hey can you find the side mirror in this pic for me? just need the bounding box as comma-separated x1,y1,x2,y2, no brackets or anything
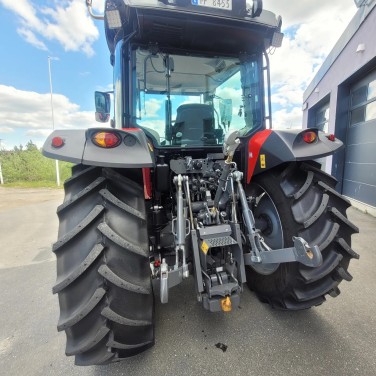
95,91,111,123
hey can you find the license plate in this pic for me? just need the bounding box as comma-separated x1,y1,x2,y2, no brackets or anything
191,0,233,11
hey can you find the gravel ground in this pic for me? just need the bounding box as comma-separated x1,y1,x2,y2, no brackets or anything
0,188,375,376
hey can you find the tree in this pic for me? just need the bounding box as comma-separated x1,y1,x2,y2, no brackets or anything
0,144,72,183
26,140,38,151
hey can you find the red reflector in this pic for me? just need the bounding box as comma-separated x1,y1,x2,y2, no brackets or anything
303,131,317,144
92,132,121,148
154,260,161,268
328,134,336,142
51,136,64,148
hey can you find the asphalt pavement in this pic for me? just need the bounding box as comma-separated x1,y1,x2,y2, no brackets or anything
0,188,375,376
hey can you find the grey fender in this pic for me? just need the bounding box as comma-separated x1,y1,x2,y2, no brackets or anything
42,128,154,168
246,129,343,183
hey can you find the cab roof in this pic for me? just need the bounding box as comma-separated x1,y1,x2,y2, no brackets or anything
104,0,282,56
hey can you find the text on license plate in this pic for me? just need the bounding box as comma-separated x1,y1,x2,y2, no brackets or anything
191,0,233,11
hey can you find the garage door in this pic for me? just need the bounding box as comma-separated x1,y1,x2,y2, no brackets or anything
343,70,376,207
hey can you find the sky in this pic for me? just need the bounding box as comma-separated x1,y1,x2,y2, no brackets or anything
0,0,359,149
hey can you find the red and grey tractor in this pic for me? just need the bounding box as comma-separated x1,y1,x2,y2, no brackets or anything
43,0,359,366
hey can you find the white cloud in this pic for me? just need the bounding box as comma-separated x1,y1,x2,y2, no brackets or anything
17,28,48,51
0,0,43,29
0,85,100,143
142,98,163,118
0,0,99,56
26,129,53,138
264,0,356,28
92,0,105,13
272,107,303,130
0,127,14,134
139,120,165,140
271,84,304,107
42,1,99,56
175,96,202,110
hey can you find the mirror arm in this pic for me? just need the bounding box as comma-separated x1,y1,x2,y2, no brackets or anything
85,0,105,20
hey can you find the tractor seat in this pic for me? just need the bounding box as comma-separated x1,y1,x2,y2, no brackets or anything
173,103,215,144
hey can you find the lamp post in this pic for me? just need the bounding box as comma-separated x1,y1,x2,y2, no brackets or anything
48,56,60,187
0,138,4,184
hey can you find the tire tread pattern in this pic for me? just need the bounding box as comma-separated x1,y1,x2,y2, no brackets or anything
53,166,154,365
53,244,104,294
53,205,104,253
246,161,358,310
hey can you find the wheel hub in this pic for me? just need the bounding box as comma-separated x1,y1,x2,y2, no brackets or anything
250,187,284,275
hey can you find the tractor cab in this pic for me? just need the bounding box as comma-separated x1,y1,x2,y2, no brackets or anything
94,0,283,148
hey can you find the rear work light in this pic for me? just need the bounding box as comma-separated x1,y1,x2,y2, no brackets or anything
92,132,121,148
51,136,64,148
303,131,317,144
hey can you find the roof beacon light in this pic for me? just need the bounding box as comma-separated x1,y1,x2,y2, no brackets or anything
303,131,317,144
92,132,121,148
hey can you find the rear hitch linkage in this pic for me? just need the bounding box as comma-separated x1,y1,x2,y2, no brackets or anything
160,174,191,304
233,170,322,268
160,131,322,309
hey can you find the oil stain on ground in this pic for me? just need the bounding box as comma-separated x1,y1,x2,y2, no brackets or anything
215,343,228,352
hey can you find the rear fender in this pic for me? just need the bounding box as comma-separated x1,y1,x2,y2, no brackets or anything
42,128,154,168
246,129,343,183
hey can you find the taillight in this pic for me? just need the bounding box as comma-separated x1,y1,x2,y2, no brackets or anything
303,131,317,144
92,132,121,148
51,136,64,148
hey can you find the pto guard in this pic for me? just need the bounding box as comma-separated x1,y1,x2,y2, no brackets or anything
247,129,343,183
42,128,154,168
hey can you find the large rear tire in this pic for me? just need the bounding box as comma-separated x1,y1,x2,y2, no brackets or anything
246,161,359,310
53,165,154,365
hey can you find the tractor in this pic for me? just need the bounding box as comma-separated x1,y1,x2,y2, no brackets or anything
43,0,359,366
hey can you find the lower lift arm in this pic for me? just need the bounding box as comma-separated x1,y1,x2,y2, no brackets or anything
233,170,322,268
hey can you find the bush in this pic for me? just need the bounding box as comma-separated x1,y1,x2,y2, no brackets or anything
0,141,72,184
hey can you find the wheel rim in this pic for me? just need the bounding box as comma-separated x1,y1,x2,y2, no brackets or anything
248,184,284,275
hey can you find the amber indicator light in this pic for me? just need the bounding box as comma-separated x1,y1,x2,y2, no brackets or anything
92,132,121,148
303,131,317,144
